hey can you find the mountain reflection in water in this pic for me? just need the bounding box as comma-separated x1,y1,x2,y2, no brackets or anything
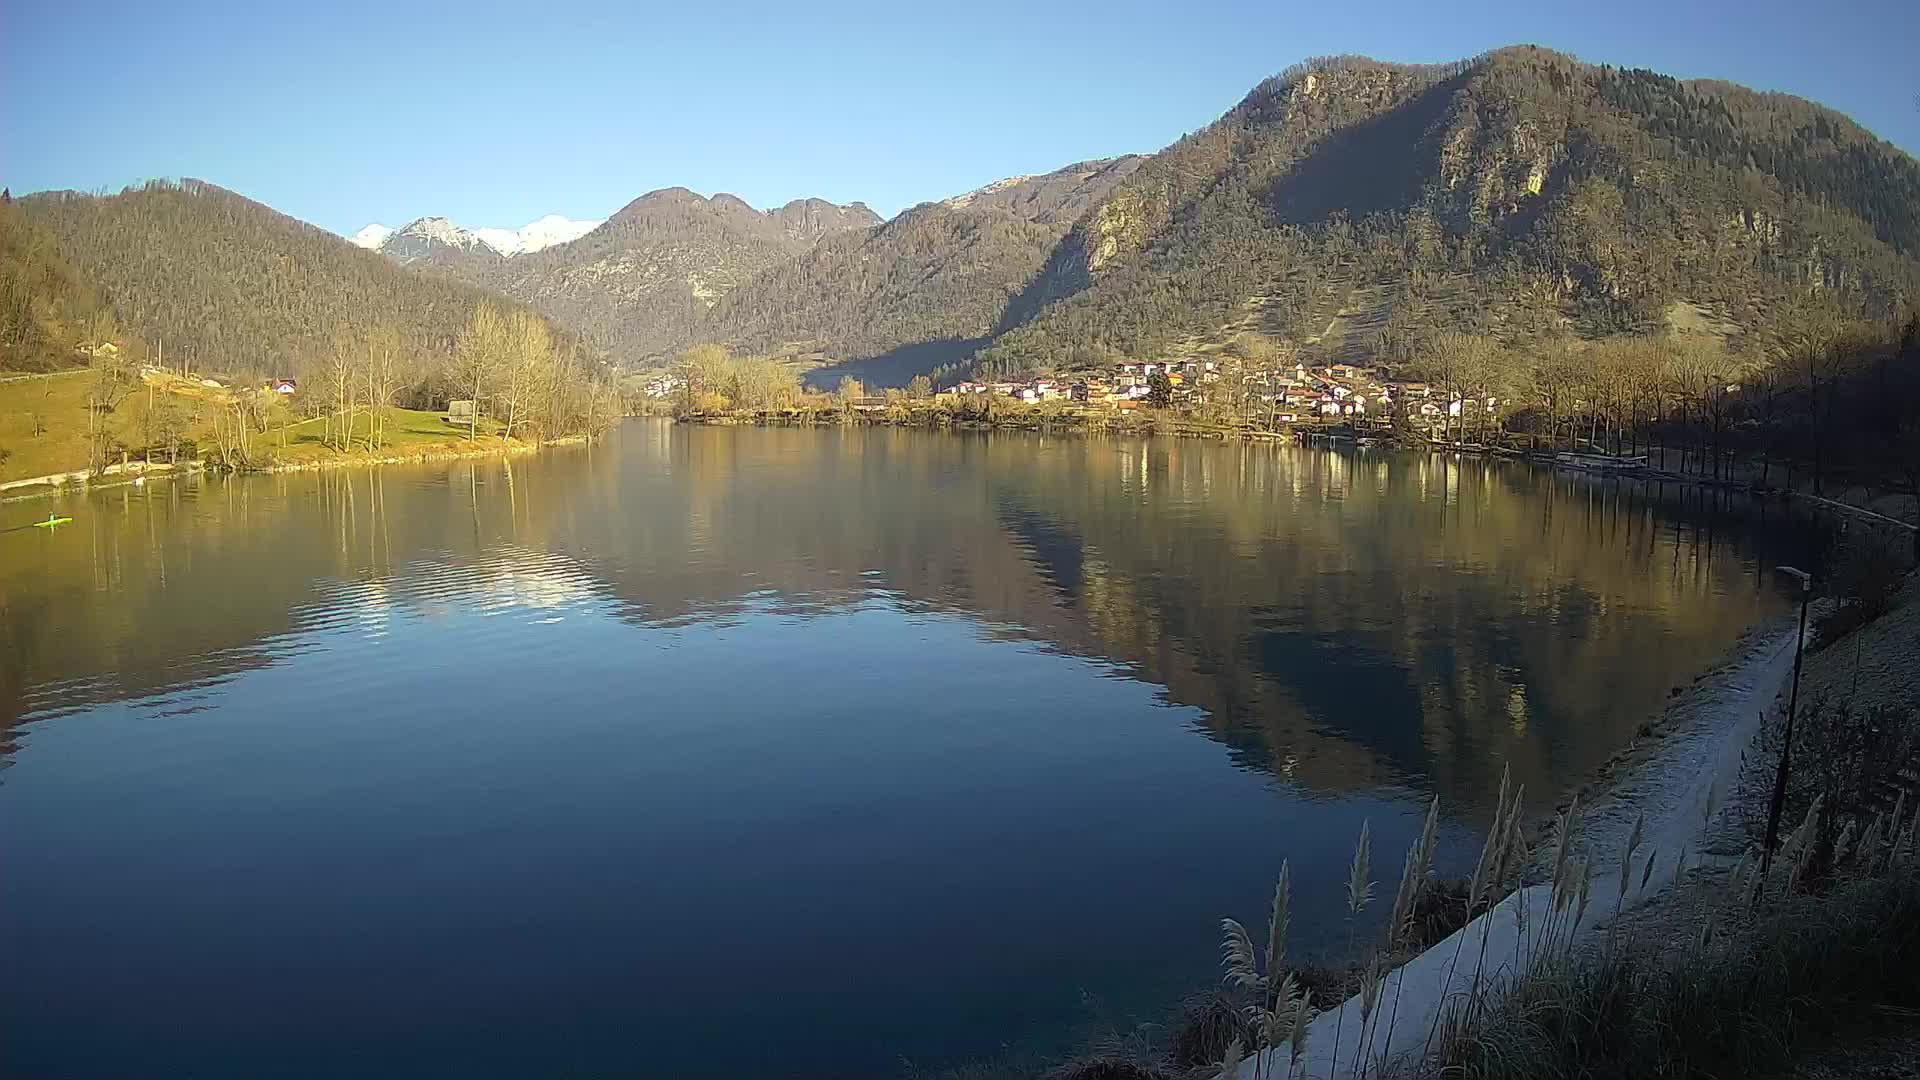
0,421,1799,1078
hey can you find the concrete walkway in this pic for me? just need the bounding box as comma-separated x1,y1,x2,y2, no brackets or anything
1241,626,1799,1080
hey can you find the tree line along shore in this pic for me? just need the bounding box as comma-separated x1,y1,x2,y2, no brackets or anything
0,302,623,492
662,314,1920,551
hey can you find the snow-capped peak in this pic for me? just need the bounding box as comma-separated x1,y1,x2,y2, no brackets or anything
350,223,394,250
397,217,481,248
512,214,603,253
470,215,603,255
348,214,603,257
471,226,524,255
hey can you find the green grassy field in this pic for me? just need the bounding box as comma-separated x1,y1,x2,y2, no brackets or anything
0,371,130,483
268,406,506,465
0,371,514,484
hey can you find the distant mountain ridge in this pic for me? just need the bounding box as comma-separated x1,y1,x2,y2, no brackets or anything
353,214,603,261
366,40,1920,390
367,188,881,359
700,159,1147,379
939,156,1145,224
14,179,559,375
26,46,1917,389
358,166,1151,369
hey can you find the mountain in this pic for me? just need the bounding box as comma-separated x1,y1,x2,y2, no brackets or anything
696,158,1146,382
939,156,1145,223
978,48,1920,378
474,214,603,255
14,179,555,376
350,223,394,250
351,214,603,259
767,197,884,244
355,48,1919,387
0,195,113,372
371,189,880,361
373,217,502,268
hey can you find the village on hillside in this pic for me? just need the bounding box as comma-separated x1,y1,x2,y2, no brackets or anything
937,358,1497,430
631,345,1510,436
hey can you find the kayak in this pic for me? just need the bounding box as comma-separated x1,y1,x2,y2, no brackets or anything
31,516,73,529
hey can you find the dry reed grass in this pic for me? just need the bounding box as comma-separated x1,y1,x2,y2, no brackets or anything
1419,781,1920,1080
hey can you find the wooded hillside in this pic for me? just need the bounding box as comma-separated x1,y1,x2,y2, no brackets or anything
405,188,881,362
15,180,545,379
691,159,1148,376
978,47,1920,379
0,196,114,373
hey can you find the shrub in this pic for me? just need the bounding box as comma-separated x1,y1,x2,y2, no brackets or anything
1814,531,1907,647
1753,696,1919,833
1406,875,1484,949
1430,869,1920,1080
1164,992,1246,1069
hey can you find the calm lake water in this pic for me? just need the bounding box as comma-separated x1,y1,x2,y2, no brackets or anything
2,422,1800,1078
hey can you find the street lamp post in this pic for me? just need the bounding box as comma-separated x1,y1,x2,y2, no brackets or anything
1759,565,1813,878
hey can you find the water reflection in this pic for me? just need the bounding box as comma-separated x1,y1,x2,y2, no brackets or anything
0,423,1804,1077
3,423,1800,808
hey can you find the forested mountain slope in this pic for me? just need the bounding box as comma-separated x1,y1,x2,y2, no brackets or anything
404,188,880,361
978,47,1920,378
696,158,1145,377
14,180,545,376
938,156,1145,224
0,196,114,372
41,47,1916,390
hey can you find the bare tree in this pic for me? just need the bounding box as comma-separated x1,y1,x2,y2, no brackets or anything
452,304,510,440
1777,303,1851,494
320,331,359,450
496,311,553,441
1531,344,1584,451
362,325,404,450
1867,319,1920,559
83,309,133,475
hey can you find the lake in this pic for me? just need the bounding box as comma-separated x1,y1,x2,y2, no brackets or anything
1,422,1799,1078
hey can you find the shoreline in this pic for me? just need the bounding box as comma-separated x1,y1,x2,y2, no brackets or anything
0,434,591,503
680,411,1919,525
257,433,587,474
1239,616,1803,1079
677,409,1297,441
1527,614,1801,869
691,407,1920,530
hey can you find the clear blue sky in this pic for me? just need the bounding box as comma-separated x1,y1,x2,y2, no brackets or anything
5,0,1916,236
